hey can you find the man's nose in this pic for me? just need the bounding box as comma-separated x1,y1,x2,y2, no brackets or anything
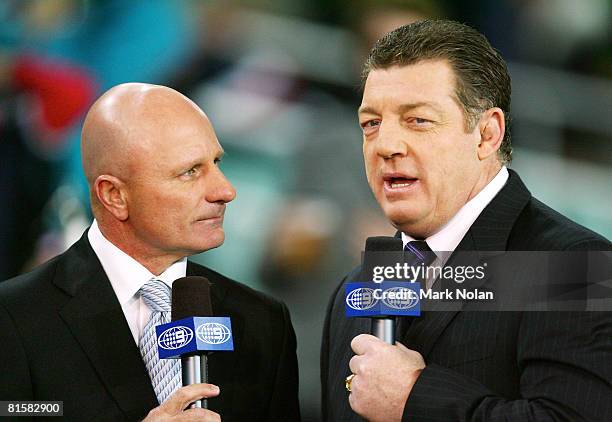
206,167,236,204
375,122,408,159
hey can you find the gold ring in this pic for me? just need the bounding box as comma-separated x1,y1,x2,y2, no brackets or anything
345,374,355,392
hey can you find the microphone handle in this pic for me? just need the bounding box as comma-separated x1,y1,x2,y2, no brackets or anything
372,317,395,344
182,353,209,409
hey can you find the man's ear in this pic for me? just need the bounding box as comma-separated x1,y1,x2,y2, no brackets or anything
477,107,505,161
94,175,129,221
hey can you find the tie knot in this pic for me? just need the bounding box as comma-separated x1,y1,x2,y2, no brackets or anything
404,241,436,266
139,279,171,312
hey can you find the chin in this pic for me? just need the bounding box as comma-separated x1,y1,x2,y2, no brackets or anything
384,208,430,237
382,202,419,224
187,230,225,254
205,230,226,249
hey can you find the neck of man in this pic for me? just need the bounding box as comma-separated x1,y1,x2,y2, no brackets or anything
401,160,503,239
96,218,183,276
465,160,503,203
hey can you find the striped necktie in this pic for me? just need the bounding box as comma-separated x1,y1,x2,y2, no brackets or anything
138,279,181,403
397,241,437,339
404,241,437,287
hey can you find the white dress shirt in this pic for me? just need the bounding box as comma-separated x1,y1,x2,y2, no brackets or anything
88,220,187,346
402,167,509,287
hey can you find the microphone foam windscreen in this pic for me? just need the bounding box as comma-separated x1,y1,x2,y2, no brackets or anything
171,276,213,321
363,237,403,281
365,236,403,252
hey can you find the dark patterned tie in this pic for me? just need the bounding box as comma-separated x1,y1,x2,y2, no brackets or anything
396,241,436,340
404,240,436,273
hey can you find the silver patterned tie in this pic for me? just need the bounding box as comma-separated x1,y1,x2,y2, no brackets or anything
138,279,181,403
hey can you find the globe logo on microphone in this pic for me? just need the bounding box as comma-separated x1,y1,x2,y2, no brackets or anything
381,287,419,310
346,288,378,311
158,326,194,350
196,322,232,345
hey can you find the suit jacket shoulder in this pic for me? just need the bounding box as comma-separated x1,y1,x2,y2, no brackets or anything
185,262,301,422
510,196,610,250
463,169,610,252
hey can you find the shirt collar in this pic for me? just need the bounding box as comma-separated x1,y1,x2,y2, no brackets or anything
402,166,509,252
88,220,187,306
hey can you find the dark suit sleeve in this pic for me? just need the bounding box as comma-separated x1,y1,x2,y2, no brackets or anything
403,311,612,421
320,276,344,422
267,302,301,422
0,301,33,400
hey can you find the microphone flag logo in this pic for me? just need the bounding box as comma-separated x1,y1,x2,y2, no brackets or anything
345,281,421,317
196,323,232,345
158,326,194,350
382,287,419,310
346,288,378,311
156,316,234,359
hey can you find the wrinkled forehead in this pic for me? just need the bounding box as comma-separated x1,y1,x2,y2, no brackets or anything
360,61,460,111
126,108,223,173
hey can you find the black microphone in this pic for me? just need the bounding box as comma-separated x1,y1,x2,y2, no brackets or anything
171,276,213,409
364,236,403,344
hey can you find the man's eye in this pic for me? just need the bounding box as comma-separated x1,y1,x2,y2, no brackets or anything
183,168,197,177
410,117,431,125
360,120,381,136
361,120,381,129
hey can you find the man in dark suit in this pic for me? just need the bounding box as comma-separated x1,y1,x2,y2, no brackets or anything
0,83,300,421
321,20,612,421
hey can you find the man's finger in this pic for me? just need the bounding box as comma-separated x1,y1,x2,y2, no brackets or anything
162,383,220,414
176,408,221,422
395,341,411,352
349,354,364,375
351,333,382,355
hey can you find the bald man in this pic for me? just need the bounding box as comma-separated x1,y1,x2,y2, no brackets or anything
0,84,300,421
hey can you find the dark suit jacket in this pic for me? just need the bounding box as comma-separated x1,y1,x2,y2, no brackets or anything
321,170,612,421
0,232,300,421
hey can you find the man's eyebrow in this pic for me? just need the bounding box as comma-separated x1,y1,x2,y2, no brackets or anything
177,149,225,172
177,158,201,171
358,105,378,115
358,102,444,115
397,102,443,114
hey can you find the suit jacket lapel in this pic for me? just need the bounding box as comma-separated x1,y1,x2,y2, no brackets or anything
54,234,158,417
402,170,532,359
458,169,532,252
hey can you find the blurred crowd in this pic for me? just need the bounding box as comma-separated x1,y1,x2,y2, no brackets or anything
1,1,611,420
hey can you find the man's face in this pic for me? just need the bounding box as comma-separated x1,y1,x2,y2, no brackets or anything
125,107,236,261
359,60,485,238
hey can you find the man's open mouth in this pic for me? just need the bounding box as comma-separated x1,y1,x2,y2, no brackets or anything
383,174,418,189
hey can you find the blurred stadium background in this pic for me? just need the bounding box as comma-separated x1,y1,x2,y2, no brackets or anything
1,1,610,419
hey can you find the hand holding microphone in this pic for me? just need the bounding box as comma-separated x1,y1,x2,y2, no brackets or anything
348,334,425,422
171,276,216,409
142,384,221,422
345,237,426,421
145,276,234,420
